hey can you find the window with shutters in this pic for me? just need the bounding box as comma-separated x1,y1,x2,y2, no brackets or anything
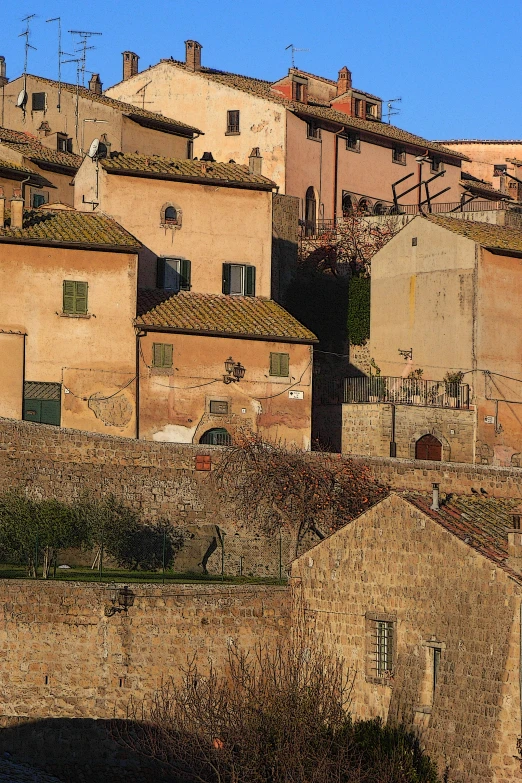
226,110,240,134
32,92,46,112
222,264,256,296
62,281,88,315
152,343,173,369
269,352,290,377
157,257,191,291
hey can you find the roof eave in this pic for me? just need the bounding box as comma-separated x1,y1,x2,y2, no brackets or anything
30,159,80,175
125,113,203,138
0,235,140,253
103,167,275,190
134,323,317,344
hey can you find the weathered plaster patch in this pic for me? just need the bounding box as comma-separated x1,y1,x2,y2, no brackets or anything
251,120,268,132
88,393,133,428
152,423,199,443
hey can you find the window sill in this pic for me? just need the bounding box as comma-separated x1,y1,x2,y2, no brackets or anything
346,146,361,154
365,674,394,686
160,222,181,230
59,312,91,319
392,159,407,166
307,135,322,142
151,367,174,376
225,131,241,136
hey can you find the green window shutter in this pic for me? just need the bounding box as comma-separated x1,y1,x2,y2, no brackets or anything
63,280,75,313
222,263,231,295
280,353,289,377
270,353,280,376
152,343,163,367
179,259,191,291
163,343,173,367
156,257,166,288
245,265,256,297
74,281,88,314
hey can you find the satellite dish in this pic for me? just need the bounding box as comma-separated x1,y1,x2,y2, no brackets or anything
87,138,99,158
16,90,28,109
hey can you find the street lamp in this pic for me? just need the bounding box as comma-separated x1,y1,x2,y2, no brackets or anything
223,357,246,384
104,584,135,617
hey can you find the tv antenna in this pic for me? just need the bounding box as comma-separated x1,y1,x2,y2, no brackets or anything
69,29,102,87
20,14,37,77
384,97,402,124
136,80,153,109
46,17,70,111
285,43,309,69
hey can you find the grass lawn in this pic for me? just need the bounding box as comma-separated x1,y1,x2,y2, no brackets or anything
0,564,286,585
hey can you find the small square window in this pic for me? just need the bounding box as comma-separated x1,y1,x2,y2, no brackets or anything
32,92,46,112
366,102,376,118
430,157,443,173
306,121,321,140
57,135,72,153
63,280,88,315
345,133,360,152
226,110,240,134
392,147,406,165
210,400,229,415
270,352,290,377
152,343,173,369
493,164,507,177
412,237,417,246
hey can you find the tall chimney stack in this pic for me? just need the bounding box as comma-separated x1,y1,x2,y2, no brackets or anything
122,51,139,81
89,73,103,95
337,66,352,97
185,40,202,72
0,56,7,87
431,483,440,511
10,192,24,230
249,147,263,176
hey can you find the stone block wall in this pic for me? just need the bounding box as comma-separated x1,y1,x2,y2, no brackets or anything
342,402,476,463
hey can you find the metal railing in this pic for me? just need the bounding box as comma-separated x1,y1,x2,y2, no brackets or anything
315,376,470,409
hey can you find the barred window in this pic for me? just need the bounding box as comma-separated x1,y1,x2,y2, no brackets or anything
366,613,396,682
227,110,240,134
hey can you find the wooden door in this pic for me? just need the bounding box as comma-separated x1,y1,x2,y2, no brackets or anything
415,434,442,461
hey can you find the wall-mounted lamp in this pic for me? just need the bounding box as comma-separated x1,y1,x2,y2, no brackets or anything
104,584,135,617
398,348,413,361
223,357,246,384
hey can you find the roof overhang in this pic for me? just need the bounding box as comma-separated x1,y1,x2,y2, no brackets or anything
135,323,318,344
125,113,202,138
0,164,54,188
0,236,140,253
104,167,276,191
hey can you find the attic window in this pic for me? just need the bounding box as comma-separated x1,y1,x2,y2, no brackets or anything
354,98,362,117
430,157,443,173
366,102,377,118
345,132,360,152
306,121,321,141
32,92,46,112
293,82,304,102
57,134,72,153
392,146,406,165
160,202,182,229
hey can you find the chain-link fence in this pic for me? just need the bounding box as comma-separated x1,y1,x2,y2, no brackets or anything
0,525,292,584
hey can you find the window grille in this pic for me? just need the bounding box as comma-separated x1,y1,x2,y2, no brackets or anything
373,620,394,677
227,110,240,134
210,400,229,415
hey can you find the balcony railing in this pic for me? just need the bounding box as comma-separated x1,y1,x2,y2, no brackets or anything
315,376,470,409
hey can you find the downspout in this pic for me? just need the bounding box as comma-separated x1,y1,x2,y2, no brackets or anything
333,128,344,223
389,403,396,457
519,600,522,739
135,330,144,440
318,132,323,223
22,333,26,420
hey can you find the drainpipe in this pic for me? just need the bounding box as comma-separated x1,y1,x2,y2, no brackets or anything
519,602,522,740
389,403,396,457
333,128,344,224
135,330,144,440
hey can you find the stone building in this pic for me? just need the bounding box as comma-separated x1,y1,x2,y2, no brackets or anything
104,41,466,224
334,215,522,466
291,490,522,783
0,72,200,160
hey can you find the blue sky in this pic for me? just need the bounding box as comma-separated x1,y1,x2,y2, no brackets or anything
2,0,521,141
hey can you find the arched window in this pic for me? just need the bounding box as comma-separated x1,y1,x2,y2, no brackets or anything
415,434,442,461
342,193,353,216
305,187,316,237
199,428,232,446
164,206,177,223
358,198,372,215
373,202,385,215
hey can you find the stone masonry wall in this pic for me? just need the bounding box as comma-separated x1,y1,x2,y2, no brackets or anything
342,403,476,463
292,494,522,783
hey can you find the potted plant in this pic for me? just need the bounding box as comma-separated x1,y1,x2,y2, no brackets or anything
444,370,464,405
406,368,424,404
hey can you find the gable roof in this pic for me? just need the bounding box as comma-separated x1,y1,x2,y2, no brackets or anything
136,290,317,342
24,74,201,137
0,156,54,187
0,207,140,252
424,214,522,253
406,492,522,580
460,171,512,200
156,60,466,161
0,126,82,172
101,153,276,188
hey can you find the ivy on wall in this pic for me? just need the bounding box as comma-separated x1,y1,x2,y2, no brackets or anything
348,276,370,346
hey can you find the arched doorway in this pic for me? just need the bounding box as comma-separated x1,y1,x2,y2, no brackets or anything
305,187,317,237
415,434,442,461
199,428,232,446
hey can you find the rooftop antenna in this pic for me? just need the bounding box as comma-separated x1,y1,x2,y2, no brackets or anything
46,17,68,111
18,14,36,118
61,54,82,142
384,97,402,124
68,30,102,87
136,80,153,109
285,43,309,69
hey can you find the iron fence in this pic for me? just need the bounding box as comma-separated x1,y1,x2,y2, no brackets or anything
315,376,470,409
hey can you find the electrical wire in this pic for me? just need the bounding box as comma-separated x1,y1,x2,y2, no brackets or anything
64,375,136,402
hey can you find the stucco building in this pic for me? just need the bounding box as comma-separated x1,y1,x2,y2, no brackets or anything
335,215,522,466
0,72,200,161
291,490,522,783
105,41,466,225
440,139,522,202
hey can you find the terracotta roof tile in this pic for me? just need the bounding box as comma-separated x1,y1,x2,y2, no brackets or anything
136,290,317,342
27,74,201,135
0,156,40,176
162,60,467,160
406,493,522,578
101,153,276,187
424,214,522,252
0,207,140,250
460,173,512,200
0,126,82,171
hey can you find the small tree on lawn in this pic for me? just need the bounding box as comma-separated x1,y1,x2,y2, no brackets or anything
212,432,387,558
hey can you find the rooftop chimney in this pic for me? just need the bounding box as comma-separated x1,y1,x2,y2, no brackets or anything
185,40,202,72
0,56,7,87
249,147,263,176
201,151,215,162
337,66,352,97
37,121,51,138
0,187,5,229
89,73,103,95
507,507,522,571
122,51,139,81
10,192,23,230
430,483,440,511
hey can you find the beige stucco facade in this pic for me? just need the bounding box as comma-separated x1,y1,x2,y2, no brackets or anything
74,157,274,296
0,241,138,437
291,493,522,783
0,141,74,206
369,216,522,466
138,331,313,449
442,140,522,199
1,75,193,159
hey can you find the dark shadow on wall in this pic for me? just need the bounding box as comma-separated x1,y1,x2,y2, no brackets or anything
0,717,174,783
